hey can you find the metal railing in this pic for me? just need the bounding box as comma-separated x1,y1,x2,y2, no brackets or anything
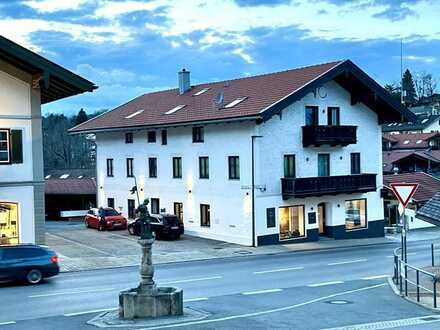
393,247,438,308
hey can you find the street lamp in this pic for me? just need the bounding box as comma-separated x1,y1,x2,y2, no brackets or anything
251,135,263,247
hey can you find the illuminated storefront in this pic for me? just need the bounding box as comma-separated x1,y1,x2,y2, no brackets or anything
279,205,305,240
0,202,19,245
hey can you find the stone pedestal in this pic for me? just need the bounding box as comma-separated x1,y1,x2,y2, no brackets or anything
119,238,183,319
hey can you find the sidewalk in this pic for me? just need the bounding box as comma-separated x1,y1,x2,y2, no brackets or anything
45,224,440,273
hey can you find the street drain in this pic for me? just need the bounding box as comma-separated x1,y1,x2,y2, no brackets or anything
326,300,352,305
421,316,440,322
234,250,252,255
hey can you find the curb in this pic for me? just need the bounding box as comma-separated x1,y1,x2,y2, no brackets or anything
59,239,397,274
387,276,440,313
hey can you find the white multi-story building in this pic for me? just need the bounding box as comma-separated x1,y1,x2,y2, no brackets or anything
0,36,95,245
71,60,415,246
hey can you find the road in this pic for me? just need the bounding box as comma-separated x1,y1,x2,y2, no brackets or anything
0,239,439,329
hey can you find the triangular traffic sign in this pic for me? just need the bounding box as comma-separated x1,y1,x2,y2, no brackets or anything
390,183,419,208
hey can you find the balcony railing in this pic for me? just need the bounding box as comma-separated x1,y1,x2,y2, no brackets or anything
281,174,377,199
302,125,357,147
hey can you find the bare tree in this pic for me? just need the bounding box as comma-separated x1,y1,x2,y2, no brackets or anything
414,71,438,102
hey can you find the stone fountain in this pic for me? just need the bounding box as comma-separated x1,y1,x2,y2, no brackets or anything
119,199,183,319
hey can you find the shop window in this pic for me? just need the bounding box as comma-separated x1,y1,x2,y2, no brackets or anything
279,205,305,240
0,202,19,245
345,199,367,230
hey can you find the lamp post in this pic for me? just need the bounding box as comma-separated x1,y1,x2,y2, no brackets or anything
251,135,263,247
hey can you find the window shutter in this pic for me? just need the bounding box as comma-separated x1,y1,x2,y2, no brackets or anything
11,130,23,164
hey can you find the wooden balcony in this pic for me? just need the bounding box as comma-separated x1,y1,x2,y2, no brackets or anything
302,125,357,147
281,174,377,199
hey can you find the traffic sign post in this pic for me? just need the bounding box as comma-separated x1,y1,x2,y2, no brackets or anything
389,183,419,296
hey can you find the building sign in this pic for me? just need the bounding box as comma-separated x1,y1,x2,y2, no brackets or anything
0,202,19,245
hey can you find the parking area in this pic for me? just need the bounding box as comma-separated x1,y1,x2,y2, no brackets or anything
44,221,261,272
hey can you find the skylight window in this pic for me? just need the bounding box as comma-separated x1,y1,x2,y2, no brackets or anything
165,105,186,115
403,140,410,145
416,140,423,144
78,175,83,179
60,174,70,179
224,97,247,108
193,88,210,96
125,109,144,119
45,175,51,179
422,118,429,124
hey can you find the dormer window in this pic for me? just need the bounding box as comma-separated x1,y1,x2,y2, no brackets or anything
224,97,247,108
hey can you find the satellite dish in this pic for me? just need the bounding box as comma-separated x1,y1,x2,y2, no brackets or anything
214,91,224,107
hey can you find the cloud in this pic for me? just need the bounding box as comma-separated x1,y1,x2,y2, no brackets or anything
93,0,165,19
232,48,255,64
75,64,138,84
403,55,437,64
23,0,89,13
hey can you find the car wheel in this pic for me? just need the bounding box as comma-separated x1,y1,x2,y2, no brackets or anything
98,224,105,231
85,220,90,228
128,226,135,235
26,269,43,285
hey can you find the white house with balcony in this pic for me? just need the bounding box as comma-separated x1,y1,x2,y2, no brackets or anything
0,36,95,245
71,60,415,246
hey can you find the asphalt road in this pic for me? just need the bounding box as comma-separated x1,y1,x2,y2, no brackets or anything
1,239,439,329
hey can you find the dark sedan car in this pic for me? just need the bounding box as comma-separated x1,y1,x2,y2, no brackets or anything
127,214,184,239
0,244,59,284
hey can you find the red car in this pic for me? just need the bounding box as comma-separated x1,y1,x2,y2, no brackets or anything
85,207,127,231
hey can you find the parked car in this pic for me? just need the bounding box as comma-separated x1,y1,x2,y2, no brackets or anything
85,207,127,231
0,244,59,284
127,214,184,239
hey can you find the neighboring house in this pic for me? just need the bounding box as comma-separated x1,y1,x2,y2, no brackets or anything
416,191,440,227
0,36,95,245
382,133,440,175
70,60,414,246
382,172,440,229
45,169,96,220
382,114,440,134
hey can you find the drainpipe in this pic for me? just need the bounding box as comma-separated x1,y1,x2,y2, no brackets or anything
251,135,263,247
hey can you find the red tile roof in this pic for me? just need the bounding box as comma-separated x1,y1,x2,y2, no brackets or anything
45,178,96,195
382,150,440,172
383,172,440,202
382,132,440,149
70,61,343,133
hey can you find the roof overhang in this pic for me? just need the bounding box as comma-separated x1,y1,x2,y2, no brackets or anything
260,60,417,124
0,36,97,104
415,213,440,227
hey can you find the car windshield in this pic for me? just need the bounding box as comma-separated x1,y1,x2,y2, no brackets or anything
163,216,179,226
104,209,119,216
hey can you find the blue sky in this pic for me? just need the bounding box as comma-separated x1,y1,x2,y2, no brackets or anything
1,0,440,116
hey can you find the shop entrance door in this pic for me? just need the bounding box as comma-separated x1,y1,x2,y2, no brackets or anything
317,203,326,235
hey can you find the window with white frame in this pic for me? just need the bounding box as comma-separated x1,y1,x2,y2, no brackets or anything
0,129,10,164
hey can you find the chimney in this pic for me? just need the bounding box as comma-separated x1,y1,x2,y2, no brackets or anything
178,68,190,95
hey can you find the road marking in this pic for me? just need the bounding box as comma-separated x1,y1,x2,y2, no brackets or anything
242,289,282,295
327,259,367,266
253,266,304,274
0,321,16,326
160,276,222,285
138,283,386,329
361,275,389,280
183,297,209,302
322,314,440,330
64,308,117,317
29,287,116,298
308,281,344,287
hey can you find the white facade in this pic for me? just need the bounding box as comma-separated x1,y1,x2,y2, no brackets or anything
0,60,43,245
95,81,385,246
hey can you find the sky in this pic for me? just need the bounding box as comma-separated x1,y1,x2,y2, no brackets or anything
1,0,440,116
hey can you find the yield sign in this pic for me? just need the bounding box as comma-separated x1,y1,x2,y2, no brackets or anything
390,183,419,208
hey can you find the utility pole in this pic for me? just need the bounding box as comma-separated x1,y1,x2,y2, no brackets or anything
400,39,405,106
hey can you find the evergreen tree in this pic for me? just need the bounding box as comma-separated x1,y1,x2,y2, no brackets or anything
75,108,88,125
402,69,417,106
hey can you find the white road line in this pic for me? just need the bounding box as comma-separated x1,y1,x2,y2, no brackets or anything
64,308,117,317
242,289,282,295
160,276,222,285
29,287,116,298
0,321,16,326
138,283,386,329
253,266,304,274
183,297,209,302
361,275,389,280
308,281,344,287
327,259,367,266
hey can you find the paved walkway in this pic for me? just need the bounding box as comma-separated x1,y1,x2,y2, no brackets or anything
44,222,440,272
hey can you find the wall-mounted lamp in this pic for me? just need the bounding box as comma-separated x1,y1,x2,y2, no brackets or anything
337,204,340,208
310,207,314,210
306,157,309,162
99,186,103,189
246,192,249,196
339,156,343,160
188,190,192,194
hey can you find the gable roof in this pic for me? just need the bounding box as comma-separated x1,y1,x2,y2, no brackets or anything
70,60,416,134
382,132,440,149
382,150,440,173
0,36,97,104
416,191,440,227
45,177,96,195
383,172,440,203
382,114,440,133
